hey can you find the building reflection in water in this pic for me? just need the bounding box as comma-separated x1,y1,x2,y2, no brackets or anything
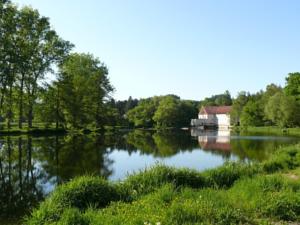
191,128,231,152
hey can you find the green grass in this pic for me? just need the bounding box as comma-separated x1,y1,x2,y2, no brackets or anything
25,144,300,225
0,123,127,135
236,126,300,136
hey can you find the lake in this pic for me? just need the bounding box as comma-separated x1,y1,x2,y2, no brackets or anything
0,129,299,224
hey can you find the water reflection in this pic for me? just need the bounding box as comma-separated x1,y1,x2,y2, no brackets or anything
0,130,299,223
191,128,298,161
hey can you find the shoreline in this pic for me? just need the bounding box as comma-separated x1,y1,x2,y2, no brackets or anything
25,144,300,224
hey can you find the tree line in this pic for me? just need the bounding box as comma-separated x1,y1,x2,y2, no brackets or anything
231,72,300,128
125,95,199,128
0,1,113,130
124,73,300,129
1,1,299,131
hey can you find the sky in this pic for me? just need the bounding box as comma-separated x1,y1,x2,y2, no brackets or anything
14,0,300,100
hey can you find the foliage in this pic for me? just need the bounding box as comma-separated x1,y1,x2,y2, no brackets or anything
199,90,232,107
264,92,300,128
127,95,198,128
126,97,160,127
230,91,250,125
120,164,207,200
0,1,72,129
262,145,300,173
229,80,300,128
240,100,264,126
0,1,116,131
57,53,113,129
26,176,121,225
284,72,300,101
203,162,260,188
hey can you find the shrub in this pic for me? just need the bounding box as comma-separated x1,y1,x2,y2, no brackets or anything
121,165,207,199
262,159,285,173
203,162,260,188
263,145,300,173
51,176,120,210
26,176,120,225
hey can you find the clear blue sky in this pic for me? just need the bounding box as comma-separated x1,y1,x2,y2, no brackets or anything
14,0,300,100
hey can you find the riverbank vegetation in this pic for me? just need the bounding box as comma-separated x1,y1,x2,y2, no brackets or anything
234,126,300,137
125,73,300,130
230,73,300,128
1,0,300,133
25,144,300,224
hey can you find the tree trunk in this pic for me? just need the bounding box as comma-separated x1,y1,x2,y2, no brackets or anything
56,87,60,129
28,104,33,128
18,74,25,129
7,86,13,129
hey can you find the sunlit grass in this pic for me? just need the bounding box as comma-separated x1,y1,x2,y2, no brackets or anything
25,144,300,225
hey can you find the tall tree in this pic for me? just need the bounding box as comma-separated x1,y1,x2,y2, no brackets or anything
200,90,232,107
126,98,159,128
58,53,113,129
0,1,18,128
265,92,300,128
230,91,250,125
16,6,72,128
153,96,181,128
284,72,300,101
240,100,264,126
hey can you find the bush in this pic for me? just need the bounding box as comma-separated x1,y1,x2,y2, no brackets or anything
120,165,207,199
203,162,260,188
51,176,120,210
26,176,120,225
263,146,300,173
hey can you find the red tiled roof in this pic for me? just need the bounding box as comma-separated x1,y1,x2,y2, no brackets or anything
200,106,232,115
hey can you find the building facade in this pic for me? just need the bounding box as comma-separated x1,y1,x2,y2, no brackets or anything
191,106,232,129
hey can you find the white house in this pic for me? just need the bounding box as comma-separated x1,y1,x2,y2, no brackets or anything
191,106,232,129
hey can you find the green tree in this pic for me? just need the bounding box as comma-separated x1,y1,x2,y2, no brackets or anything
0,1,18,128
153,96,181,128
284,72,300,100
265,92,300,128
58,53,113,129
35,83,63,128
16,6,72,128
240,100,264,126
126,98,159,127
230,91,250,125
0,2,72,129
200,90,232,107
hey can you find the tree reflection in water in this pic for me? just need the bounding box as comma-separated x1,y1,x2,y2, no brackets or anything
0,130,298,223
0,135,114,224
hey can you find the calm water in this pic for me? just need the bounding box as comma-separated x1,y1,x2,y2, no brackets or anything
0,129,299,224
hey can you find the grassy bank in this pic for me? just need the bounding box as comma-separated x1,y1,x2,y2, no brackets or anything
25,144,300,225
0,123,131,136
233,126,300,136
